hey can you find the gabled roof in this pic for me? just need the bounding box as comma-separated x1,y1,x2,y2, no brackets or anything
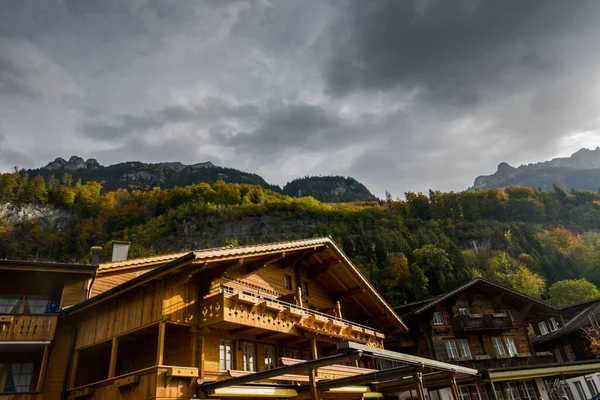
401,277,558,319
65,237,407,332
0,259,97,274
532,298,600,345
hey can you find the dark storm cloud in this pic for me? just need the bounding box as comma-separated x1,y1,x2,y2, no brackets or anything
0,134,32,168
324,1,600,105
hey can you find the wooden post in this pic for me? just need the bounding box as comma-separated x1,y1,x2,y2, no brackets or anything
191,327,198,367
414,372,426,400
309,338,319,400
199,335,205,379
296,287,303,307
449,374,460,400
36,343,51,392
336,301,342,319
157,321,166,366
108,337,119,378
310,338,318,360
475,378,486,400
68,350,79,389
489,379,499,400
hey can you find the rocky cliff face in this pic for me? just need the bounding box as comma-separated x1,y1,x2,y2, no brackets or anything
471,147,600,191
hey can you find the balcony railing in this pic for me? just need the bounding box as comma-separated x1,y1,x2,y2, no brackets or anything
452,353,554,370
453,313,515,332
0,314,58,341
199,283,385,346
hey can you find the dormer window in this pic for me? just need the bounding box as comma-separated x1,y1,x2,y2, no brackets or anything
432,312,444,325
547,317,559,332
538,321,549,335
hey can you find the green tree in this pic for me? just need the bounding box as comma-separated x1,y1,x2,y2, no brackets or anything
413,245,454,293
548,279,600,307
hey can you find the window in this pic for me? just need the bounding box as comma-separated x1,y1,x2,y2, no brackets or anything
492,337,506,357
288,348,301,359
301,281,309,296
503,382,521,400
264,345,275,370
458,385,472,400
446,340,459,360
457,339,472,359
553,348,564,363
23,295,50,314
547,317,559,332
503,337,518,357
2,362,34,393
242,342,256,372
432,312,444,325
219,340,233,371
520,381,537,400
0,296,21,313
564,344,576,362
284,275,292,290
538,321,549,335
459,307,469,315
574,381,586,400
586,378,599,396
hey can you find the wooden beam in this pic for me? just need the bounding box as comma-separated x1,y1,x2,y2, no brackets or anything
157,321,166,365
108,336,119,378
328,272,348,291
336,301,343,319
449,374,460,400
307,365,414,392
199,335,205,379
335,287,365,302
244,253,287,274
352,296,372,317
68,350,79,389
191,327,198,368
198,350,363,394
257,331,280,340
228,326,254,335
309,338,319,400
414,372,426,400
307,259,341,278
36,343,51,392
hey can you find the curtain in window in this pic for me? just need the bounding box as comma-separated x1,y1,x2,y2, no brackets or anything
8,363,33,392
24,296,50,314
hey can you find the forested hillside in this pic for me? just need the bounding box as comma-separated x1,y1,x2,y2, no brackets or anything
2,169,600,306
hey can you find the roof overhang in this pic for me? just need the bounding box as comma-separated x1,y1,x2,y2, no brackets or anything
0,260,96,274
487,359,600,381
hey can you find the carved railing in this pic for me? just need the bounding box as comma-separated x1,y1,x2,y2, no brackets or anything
453,354,554,370
453,313,515,331
0,314,58,341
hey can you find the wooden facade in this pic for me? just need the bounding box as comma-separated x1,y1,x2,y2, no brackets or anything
0,261,95,399
1,237,425,400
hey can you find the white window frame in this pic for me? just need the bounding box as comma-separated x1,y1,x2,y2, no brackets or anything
503,337,518,357
432,312,444,325
547,317,559,332
586,377,599,396
264,345,275,370
458,307,469,315
458,385,472,400
520,381,537,400
573,381,586,400
446,340,459,360
492,337,506,357
504,382,521,400
219,340,233,371
242,342,256,372
456,339,472,359
538,321,549,335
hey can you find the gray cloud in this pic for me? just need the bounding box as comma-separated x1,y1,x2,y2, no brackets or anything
1,0,600,196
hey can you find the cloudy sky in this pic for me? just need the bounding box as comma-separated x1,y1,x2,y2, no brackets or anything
2,0,600,197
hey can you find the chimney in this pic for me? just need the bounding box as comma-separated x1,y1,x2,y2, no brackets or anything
111,241,131,262
90,246,103,265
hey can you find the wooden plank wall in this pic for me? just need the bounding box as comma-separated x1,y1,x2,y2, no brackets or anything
43,322,74,400
60,278,90,308
163,325,191,366
75,282,163,349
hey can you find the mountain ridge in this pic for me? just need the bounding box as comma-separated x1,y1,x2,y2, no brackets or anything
470,147,600,191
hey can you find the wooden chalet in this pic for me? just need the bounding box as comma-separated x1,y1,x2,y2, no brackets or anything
392,278,600,400
0,237,480,400
0,259,97,399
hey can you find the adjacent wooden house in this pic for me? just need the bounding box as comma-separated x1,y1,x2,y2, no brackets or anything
392,278,600,400
0,260,96,399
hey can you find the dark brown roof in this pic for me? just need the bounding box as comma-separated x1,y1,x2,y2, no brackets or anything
402,277,558,320
0,259,97,274
532,299,600,345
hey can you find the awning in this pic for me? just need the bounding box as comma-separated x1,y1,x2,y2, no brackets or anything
325,386,384,398
209,385,298,398
488,360,600,381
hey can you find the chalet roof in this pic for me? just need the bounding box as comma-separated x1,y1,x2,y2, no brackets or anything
401,277,558,320
66,237,407,333
0,259,97,274
531,298,600,345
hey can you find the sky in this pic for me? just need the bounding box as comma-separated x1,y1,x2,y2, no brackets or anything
2,0,600,197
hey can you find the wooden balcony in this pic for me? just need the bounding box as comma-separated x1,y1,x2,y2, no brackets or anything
199,286,385,348
452,353,554,370
0,314,58,341
452,313,515,332
67,366,198,400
